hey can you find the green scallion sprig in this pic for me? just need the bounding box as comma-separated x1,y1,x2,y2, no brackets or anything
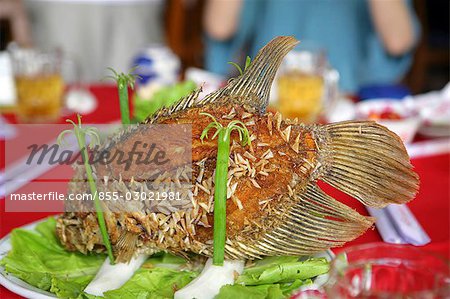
58,114,115,264
228,56,252,76
105,67,141,125
200,112,250,266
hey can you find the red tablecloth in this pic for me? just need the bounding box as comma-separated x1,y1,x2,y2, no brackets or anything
1,85,449,298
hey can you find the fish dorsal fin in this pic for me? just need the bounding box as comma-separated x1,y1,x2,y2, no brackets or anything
144,36,298,124
199,36,299,113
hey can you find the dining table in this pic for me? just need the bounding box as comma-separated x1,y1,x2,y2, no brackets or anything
1,85,449,298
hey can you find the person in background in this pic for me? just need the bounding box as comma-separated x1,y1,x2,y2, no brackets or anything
203,0,420,94
0,0,32,49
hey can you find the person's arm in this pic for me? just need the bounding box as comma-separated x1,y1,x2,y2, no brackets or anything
368,0,416,56
0,0,32,47
203,0,243,41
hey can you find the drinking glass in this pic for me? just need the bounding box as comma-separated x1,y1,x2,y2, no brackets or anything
10,48,64,122
275,48,339,123
325,243,450,298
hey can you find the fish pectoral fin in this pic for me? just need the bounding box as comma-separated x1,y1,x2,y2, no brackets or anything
227,183,373,258
320,121,419,208
114,230,139,263
256,183,373,255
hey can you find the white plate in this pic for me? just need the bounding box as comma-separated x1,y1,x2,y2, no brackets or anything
0,219,57,299
0,218,335,298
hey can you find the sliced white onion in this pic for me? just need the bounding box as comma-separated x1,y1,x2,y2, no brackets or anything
174,258,244,299
84,254,149,296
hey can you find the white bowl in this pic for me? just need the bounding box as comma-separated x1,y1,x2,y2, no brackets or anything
376,117,422,144
355,99,421,144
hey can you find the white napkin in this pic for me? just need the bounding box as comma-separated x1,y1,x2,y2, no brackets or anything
0,115,17,140
367,204,431,246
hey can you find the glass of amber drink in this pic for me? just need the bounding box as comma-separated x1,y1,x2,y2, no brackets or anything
276,49,339,123
11,49,64,123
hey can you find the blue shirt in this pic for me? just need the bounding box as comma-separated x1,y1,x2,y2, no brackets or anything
204,0,419,93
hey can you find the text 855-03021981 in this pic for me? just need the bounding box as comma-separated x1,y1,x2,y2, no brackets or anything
95,191,182,201
8,191,183,201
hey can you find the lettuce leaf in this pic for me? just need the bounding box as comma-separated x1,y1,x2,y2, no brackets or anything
236,257,329,286
216,256,327,299
0,217,105,295
145,251,187,266
216,278,313,299
1,218,198,299
216,284,284,299
99,267,197,299
51,275,95,299
279,278,312,295
251,256,300,268
133,80,196,122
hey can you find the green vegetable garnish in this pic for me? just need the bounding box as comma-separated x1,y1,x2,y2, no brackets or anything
216,283,284,299
133,80,196,122
200,112,250,266
58,114,114,264
0,218,105,296
98,267,197,299
236,257,329,285
1,218,329,298
216,278,313,299
228,55,252,75
215,256,328,298
0,218,198,299
105,67,140,125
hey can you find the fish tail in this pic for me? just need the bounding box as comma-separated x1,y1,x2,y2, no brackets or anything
320,121,419,208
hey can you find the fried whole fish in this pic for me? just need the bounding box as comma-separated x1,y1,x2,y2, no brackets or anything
56,36,419,262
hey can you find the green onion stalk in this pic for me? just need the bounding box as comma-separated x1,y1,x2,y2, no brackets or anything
58,114,115,264
228,56,252,76
200,113,250,266
105,67,141,125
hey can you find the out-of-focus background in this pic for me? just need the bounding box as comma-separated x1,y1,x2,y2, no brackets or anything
0,0,449,133
1,0,447,89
